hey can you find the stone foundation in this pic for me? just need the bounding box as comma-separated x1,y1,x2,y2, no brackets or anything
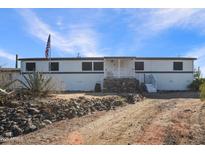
103,78,139,93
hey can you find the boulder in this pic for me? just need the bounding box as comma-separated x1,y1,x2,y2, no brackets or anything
11,125,23,136
27,107,40,114
125,94,135,104
27,124,37,132
3,132,13,138
0,126,4,133
43,119,52,125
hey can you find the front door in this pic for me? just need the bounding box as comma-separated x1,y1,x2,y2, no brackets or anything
104,58,135,78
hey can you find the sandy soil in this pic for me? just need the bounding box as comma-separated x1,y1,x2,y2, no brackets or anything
50,92,123,100
4,92,205,145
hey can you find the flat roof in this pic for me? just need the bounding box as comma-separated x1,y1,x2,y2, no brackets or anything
18,57,104,61
104,56,136,59
0,68,20,72
18,56,197,61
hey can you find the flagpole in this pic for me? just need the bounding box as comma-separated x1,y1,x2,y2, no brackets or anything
49,34,51,74
45,34,51,73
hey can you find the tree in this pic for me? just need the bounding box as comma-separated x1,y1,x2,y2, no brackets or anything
194,67,202,79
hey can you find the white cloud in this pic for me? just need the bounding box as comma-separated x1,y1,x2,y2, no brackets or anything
186,47,205,76
127,9,205,40
18,9,101,57
0,49,15,61
143,9,197,30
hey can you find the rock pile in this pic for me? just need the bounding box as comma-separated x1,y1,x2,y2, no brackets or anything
0,94,142,140
103,78,140,93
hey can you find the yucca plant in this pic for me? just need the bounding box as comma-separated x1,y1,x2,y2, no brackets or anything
18,72,52,97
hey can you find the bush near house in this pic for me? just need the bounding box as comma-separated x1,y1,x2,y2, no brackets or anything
188,78,205,91
200,83,205,101
188,67,205,91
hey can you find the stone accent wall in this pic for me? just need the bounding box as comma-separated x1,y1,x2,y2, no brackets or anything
103,78,139,93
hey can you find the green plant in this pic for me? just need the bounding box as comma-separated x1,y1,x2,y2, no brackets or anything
188,78,205,91
18,72,52,97
200,83,205,101
194,67,202,80
188,67,205,91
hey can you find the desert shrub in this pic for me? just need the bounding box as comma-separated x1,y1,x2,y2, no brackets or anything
200,83,205,101
188,78,205,91
188,67,205,91
18,72,52,97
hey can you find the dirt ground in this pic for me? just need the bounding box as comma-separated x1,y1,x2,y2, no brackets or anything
4,92,205,145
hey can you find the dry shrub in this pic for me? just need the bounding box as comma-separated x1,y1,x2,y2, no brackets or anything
200,83,205,101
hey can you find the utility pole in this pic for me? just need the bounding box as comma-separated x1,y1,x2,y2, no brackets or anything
15,54,18,68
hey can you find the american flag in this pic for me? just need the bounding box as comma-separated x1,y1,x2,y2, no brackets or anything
45,34,51,59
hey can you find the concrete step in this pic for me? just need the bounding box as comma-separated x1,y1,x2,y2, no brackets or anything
145,84,157,93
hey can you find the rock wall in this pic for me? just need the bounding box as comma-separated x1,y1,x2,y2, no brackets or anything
103,78,139,93
0,94,143,140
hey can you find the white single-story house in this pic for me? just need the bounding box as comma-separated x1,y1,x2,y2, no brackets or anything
18,56,197,92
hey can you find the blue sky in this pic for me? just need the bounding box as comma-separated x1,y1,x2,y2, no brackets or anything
0,8,205,74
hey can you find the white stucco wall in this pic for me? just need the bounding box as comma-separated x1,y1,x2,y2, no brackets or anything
135,59,193,72
21,60,104,72
135,73,194,90
20,58,195,91
45,74,104,91
21,60,104,91
134,59,194,90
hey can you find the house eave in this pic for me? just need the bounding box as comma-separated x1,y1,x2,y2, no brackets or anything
18,56,197,61
18,57,104,61
0,68,20,72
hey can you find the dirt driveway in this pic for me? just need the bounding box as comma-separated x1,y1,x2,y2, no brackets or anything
5,93,205,145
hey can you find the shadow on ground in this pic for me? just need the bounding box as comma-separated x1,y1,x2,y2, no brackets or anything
144,91,199,99
58,91,199,99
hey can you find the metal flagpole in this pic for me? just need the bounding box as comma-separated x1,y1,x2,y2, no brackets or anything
49,34,51,73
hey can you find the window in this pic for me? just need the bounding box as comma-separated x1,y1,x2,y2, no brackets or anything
94,62,104,71
173,62,183,70
82,62,92,71
50,62,59,71
135,62,144,70
26,62,36,71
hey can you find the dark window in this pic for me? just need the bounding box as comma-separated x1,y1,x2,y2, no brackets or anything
135,62,144,70
94,62,104,71
173,62,183,70
26,63,36,71
50,62,59,71
82,62,92,71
